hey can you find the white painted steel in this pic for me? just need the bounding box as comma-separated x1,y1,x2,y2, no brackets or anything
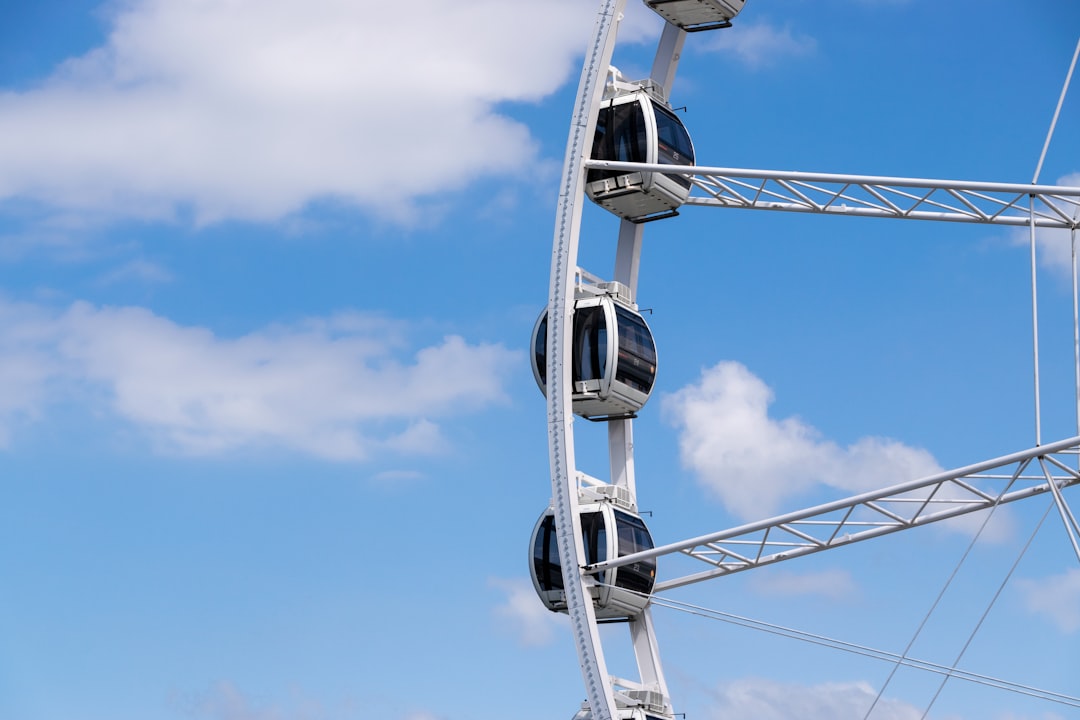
648,22,686,102
584,435,1080,591
644,0,745,31
584,161,1080,228
544,5,1079,719
603,21,689,714
546,4,689,718
1074,226,1080,441
1030,197,1043,445
628,609,673,716
546,2,627,719
1031,36,1080,185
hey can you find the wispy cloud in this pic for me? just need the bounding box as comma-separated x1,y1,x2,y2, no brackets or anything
748,569,859,601
0,298,519,458
1016,567,1080,633
0,0,601,225
172,681,333,720
95,258,174,286
697,20,817,68
703,678,922,720
662,361,942,519
490,576,566,647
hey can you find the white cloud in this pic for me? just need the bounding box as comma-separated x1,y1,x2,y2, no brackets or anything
704,677,922,720
0,298,519,459
0,0,788,226
662,361,942,519
748,568,859,601
0,299,63,446
0,0,603,224
168,682,326,720
371,469,427,486
697,20,817,68
1016,567,1080,633
95,258,174,286
490,576,567,647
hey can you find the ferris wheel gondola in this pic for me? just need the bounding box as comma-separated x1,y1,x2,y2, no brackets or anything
586,87,695,223
531,280,658,420
530,494,656,620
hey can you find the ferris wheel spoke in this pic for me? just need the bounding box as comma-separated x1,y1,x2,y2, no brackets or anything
581,435,1080,592
584,160,1080,228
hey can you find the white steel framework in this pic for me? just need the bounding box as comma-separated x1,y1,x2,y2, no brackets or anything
542,4,1080,720
586,161,1080,228
587,434,1080,591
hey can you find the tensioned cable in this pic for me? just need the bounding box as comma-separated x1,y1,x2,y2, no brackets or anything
614,589,1080,708
1041,456,1080,563
918,499,1056,719
1031,35,1080,185
859,460,1024,720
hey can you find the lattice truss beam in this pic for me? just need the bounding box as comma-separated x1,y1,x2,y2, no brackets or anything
585,161,1080,228
587,436,1080,592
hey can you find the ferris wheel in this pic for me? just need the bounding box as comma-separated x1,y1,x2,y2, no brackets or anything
530,2,1080,719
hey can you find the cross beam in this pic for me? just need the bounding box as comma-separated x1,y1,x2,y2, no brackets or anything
584,161,1080,228
585,436,1080,591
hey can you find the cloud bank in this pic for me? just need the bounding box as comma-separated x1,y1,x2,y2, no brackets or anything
1017,567,1080,633
490,576,567,647
704,678,922,720
0,298,519,459
663,361,942,519
698,19,817,68
0,0,601,224
0,1,820,227
0,1,816,226
748,568,859,601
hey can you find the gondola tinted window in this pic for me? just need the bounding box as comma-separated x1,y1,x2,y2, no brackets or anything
534,306,610,388
588,101,648,183
533,512,608,593
613,306,657,394
533,514,561,590
654,104,694,188
534,313,548,386
582,511,607,570
573,305,608,384
613,510,656,594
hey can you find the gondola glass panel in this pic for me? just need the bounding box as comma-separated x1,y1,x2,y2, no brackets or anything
653,104,694,188
588,101,647,183
573,305,608,386
613,510,656,595
613,305,657,396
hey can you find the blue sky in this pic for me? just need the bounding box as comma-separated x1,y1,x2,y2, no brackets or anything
1,1,1079,719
